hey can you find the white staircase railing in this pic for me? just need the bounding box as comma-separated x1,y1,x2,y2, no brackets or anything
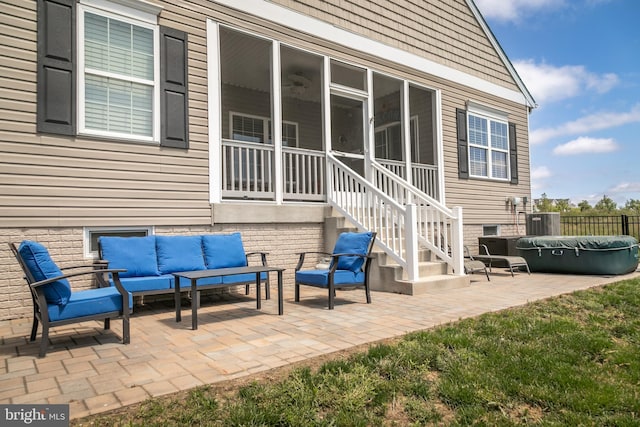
377,159,439,200
328,154,464,280
372,161,463,276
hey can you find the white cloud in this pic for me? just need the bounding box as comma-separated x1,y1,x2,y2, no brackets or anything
513,60,619,104
530,104,640,144
531,166,552,180
476,0,613,23
585,0,614,5
585,72,619,94
530,166,552,193
609,182,640,193
553,137,619,155
474,0,562,22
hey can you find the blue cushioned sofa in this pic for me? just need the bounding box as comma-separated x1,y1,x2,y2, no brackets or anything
98,233,269,299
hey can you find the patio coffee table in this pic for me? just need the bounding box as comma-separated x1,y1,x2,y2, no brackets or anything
174,266,285,330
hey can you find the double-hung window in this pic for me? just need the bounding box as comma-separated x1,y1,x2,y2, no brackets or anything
231,113,266,143
38,0,188,147
281,122,298,147
78,2,160,142
467,108,510,180
230,113,299,146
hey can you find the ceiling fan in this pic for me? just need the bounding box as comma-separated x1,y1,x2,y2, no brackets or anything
283,72,311,95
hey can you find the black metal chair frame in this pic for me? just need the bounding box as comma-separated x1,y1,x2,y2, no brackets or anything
294,232,376,309
9,243,131,357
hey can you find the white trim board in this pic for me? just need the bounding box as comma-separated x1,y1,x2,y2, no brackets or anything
210,0,533,108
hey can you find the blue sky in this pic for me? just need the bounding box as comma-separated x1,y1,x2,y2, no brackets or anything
475,0,640,207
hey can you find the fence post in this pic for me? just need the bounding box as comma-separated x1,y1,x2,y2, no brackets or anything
622,215,629,235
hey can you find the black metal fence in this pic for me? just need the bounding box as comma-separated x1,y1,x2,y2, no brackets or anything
561,215,640,240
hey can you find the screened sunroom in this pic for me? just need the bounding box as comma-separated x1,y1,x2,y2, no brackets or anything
209,24,442,204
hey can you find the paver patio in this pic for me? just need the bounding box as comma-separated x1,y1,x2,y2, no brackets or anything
1,269,638,420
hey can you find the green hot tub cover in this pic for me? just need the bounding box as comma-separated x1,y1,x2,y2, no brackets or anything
516,235,639,275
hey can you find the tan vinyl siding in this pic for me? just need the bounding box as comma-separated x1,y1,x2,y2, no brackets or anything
0,0,528,229
272,0,519,91
0,0,213,228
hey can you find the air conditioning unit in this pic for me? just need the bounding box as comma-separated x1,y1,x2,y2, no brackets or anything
526,213,560,236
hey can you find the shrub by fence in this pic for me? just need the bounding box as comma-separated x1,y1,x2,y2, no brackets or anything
561,215,640,240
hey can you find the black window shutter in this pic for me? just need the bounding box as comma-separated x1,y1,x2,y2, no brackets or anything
456,108,469,179
509,122,518,184
37,0,75,135
160,27,189,149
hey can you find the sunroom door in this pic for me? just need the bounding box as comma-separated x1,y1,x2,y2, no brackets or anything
330,94,366,176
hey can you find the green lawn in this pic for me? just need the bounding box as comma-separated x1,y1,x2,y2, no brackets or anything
74,278,640,426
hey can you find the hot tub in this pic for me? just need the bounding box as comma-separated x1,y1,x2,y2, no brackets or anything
516,236,639,275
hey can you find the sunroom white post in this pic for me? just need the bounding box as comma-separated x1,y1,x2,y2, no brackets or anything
272,41,283,204
207,19,222,204
365,69,374,184
405,203,420,281
402,81,412,186
323,56,332,199
451,206,464,276
435,89,446,204
402,80,412,205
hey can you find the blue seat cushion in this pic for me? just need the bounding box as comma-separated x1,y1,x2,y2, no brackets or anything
156,235,205,274
116,275,173,293
296,270,365,287
333,232,373,272
99,236,160,278
47,287,133,322
18,241,72,305
202,233,248,269
172,275,223,289
222,272,268,285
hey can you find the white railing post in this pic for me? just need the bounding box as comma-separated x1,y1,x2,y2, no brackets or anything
451,206,464,276
405,203,419,281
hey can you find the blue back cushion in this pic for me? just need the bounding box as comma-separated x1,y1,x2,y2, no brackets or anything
333,232,374,272
99,236,160,278
156,235,205,274
202,233,247,269
18,241,72,305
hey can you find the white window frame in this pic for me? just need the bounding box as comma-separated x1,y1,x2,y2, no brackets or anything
281,121,299,147
374,116,418,160
482,224,500,236
467,103,510,181
374,122,396,159
77,0,161,143
83,225,154,258
229,112,298,146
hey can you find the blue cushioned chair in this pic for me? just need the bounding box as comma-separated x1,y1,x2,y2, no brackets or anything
295,231,376,309
10,241,132,357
